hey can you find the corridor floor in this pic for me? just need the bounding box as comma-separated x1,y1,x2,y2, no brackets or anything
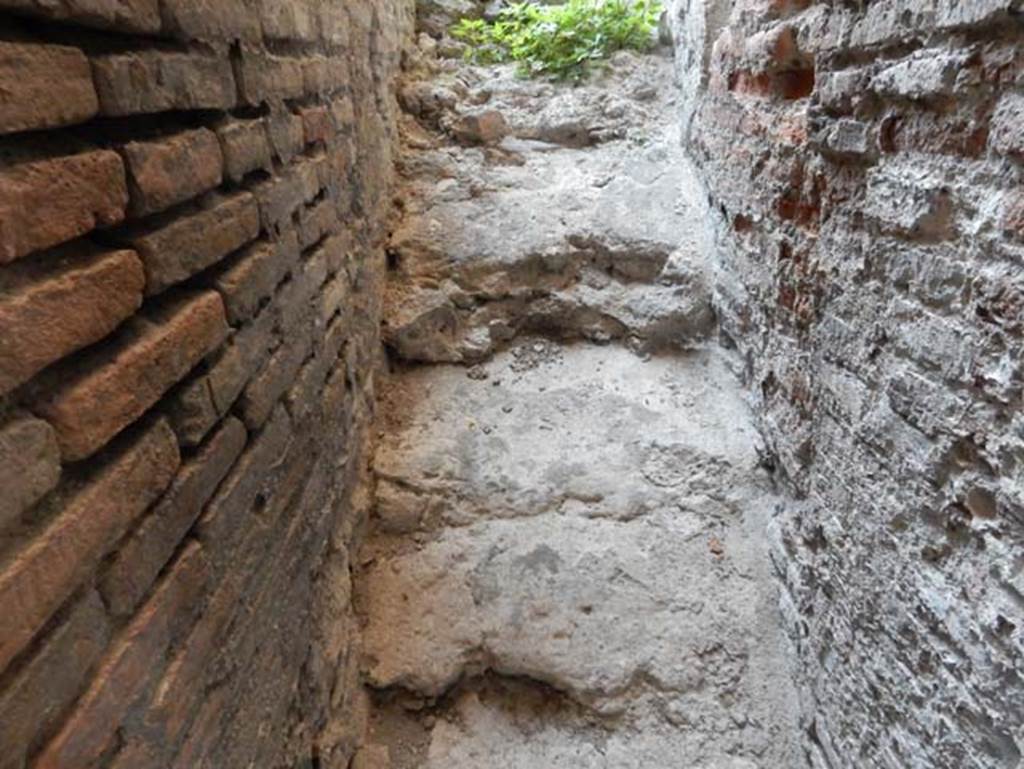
353,38,804,769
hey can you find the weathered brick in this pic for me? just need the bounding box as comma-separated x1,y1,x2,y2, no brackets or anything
298,197,341,248
100,417,247,617
91,51,236,116
870,51,966,101
989,92,1024,158
352,745,391,769
0,247,144,394
252,170,304,231
266,109,305,162
814,67,869,112
214,229,300,324
235,49,305,105
294,156,324,201
119,192,259,295
0,149,127,263
106,741,162,769
272,254,324,339
160,0,262,42
1004,191,1024,242
301,105,334,145
319,4,349,47
196,405,292,569
0,0,160,33
286,316,347,425
238,332,311,429
261,0,318,41
0,589,111,769
34,542,208,769
206,303,278,412
168,686,228,768
121,129,224,217
0,413,60,533
822,118,872,158
935,0,1019,28
330,95,356,132
0,418,179,675
166,375,220,447
0,42,97,135
31,291,228,461
320,271,352,325
864,161,954,239
216,118,272,182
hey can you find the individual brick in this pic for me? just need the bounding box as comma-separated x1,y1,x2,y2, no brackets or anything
822,119,872,158
320,270,351,325
0,247,145,394
274,254,324,338
1004,191,1024,242
0,42,98,135
329,95,356,132
34,542,209,769
216,118,272,182
989,92,1024,159
352,746,391,769
261,0,318,42
869,51,967,101
252,171,304,231
294,156,324,202
214,229,300,324
301,105,334,145
0,149,128,263
298,197,341,249
91,51,236,116
31,290,228,461
166,375,219,447
121,129,224,217
119,192,260,295
0,412,60,534
319,4,349,47
0,589,111,769
301,55,332,95
160,0,262,42
936,0,1018,28
0,0,160,33
266,109,305,162
235,48,305,105
0,417,179,675
99,417,246,617
863,161,954,240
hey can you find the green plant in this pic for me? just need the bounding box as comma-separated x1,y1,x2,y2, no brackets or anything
451,0,662,81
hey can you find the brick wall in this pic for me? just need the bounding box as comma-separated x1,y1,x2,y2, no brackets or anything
672,1,1024,766
0,2,410,767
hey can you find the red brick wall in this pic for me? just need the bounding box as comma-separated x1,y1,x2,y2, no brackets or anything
672,0,1024,765
0,2,410,767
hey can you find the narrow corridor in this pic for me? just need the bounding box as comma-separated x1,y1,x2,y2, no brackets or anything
354,41,803,769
